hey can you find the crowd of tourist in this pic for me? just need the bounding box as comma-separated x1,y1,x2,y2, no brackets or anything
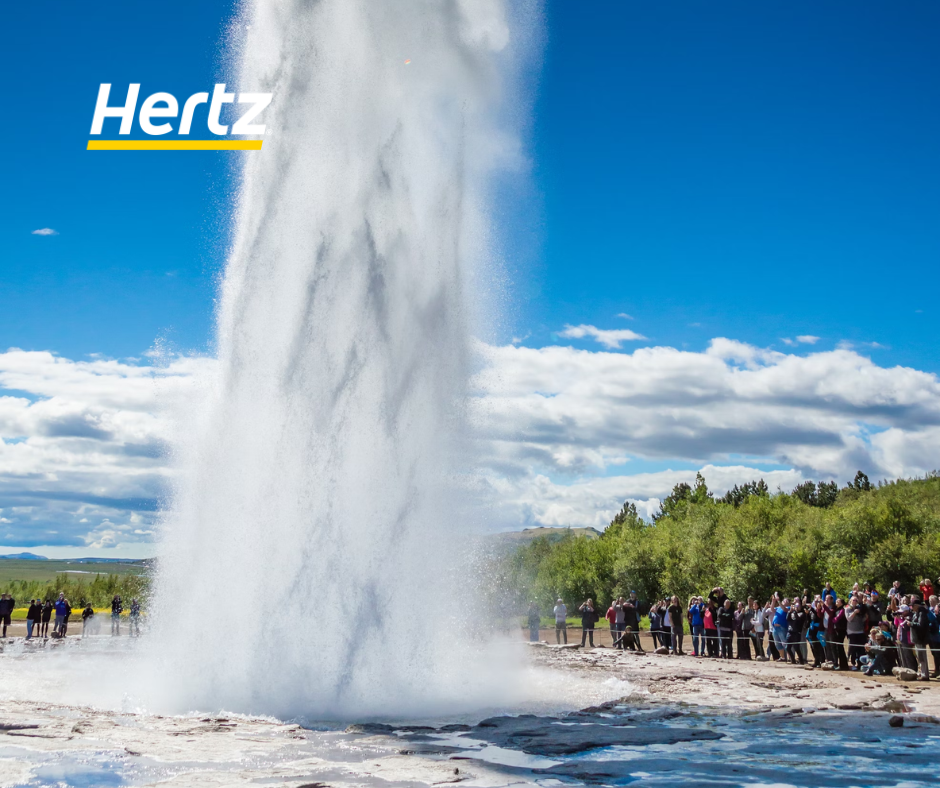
0,594,143,640
531,578,940,682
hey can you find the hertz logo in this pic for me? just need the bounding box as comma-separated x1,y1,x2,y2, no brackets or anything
88,84,272,151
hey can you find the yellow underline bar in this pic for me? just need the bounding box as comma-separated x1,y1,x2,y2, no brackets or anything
87,140,263,151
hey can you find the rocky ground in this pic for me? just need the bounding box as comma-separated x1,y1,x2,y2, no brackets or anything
528,641,940,720
0,698,543,788
0,641,937,787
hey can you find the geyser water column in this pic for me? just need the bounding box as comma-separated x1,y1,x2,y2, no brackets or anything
152,0,522,718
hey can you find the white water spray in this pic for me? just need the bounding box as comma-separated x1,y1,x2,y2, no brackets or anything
151,0,526,718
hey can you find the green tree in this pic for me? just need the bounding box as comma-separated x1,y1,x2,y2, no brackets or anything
490,472,940,613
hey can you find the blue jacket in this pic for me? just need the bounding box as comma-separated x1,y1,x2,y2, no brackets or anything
821,587,837,604
689,603,704,628
928,610,940,644
773,606,788,628
54,600,69,616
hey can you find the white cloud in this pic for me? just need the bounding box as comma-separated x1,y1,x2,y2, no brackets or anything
82,518,153,551
481,465,805,528
4,335,940,543
840,340,886,351
0,349,213,550
469,338,940,528
796,335,820,345
31,228,58,236
616,313,634,320
558,324,646,349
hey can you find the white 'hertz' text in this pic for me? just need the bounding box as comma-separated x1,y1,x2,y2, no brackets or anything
88,84,273,150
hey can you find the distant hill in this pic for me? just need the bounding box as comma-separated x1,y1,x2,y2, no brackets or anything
0,554,152,564
0,557,151,588
493,526,603,545
68,557,152,564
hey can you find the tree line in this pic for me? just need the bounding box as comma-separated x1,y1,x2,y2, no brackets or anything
0,572,149,609
490,471,940,613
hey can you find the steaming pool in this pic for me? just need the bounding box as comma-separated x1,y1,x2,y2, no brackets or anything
0,640,936,788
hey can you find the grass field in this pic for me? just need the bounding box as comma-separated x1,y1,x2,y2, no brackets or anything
0,559,151,610
0,559,148,584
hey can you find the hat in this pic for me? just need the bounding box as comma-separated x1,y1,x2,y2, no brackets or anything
900,604,911,612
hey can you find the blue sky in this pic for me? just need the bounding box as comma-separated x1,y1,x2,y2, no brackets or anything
3,1,939,366
2,2,235,359
521,2,940,370
1,1,939,555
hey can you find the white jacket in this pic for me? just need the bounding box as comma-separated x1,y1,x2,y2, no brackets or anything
752,608,765,632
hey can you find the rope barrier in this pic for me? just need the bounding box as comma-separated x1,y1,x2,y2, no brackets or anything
542,625,937,653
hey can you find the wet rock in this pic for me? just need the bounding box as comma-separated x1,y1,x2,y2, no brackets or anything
535,761,635,783
889,715,904,728
465,714,722,756
344,723,396,735
577,697,633,714
653,646,669,655
907,714,940,725
345,722,437,736
869,695,911,713
892,667,918,681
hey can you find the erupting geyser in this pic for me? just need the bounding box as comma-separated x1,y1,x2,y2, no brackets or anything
151,0,525,718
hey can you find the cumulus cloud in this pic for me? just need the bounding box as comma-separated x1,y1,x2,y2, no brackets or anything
796,335,820,345
31,228,58,236
839,340,886,352
558,324,646,349
0,350,213,551
480,465,805,528
4,335,940,545
469,338,940,528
